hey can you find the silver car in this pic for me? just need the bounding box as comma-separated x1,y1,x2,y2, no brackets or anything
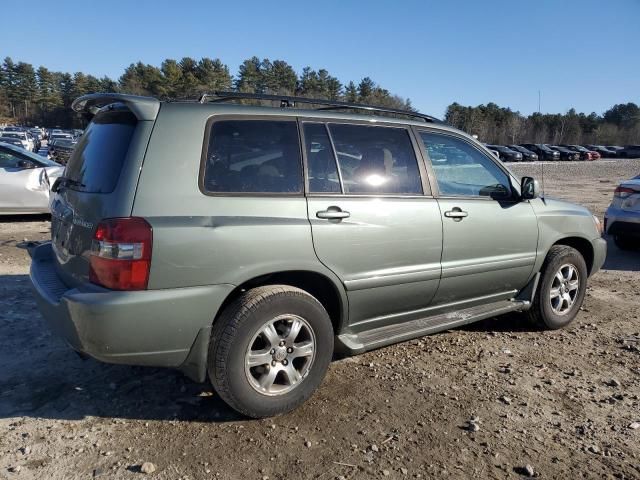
0,142,64,214
605,174,640,250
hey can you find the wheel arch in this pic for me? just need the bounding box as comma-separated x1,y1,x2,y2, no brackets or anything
215,269,347,335
551,236,595,275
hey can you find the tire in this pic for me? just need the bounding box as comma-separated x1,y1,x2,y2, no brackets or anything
527,245,588,330
208,285,334,418
614,235,636,251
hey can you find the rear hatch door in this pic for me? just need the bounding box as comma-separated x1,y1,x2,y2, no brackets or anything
51,102,157,288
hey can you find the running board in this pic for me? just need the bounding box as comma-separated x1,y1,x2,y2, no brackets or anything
338,299,529,354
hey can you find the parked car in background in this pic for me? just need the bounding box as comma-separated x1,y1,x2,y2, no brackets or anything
561,145,597,161
617,145,640,158
1,131,34,151
585,145,618,158
0,136,28,149
0,142,64,214
520,144,561,161
49,132,73,142
508,145,538,161
28,130,42,151
48,138,76,165
605,174,640,250
485,145,523,162
549,146,581,161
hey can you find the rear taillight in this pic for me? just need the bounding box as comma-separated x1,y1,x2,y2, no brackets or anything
89,217,152,290
614,186,637,199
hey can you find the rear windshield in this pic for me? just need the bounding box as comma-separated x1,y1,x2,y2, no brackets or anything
64,109,136,193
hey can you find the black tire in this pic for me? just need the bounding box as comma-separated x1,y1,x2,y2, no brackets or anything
526,245,588,330
614,235,636,251
208,285,334,418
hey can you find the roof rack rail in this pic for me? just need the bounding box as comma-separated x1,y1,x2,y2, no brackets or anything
198,91,441,123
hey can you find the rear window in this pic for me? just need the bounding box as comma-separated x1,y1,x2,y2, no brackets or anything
64,109,136,193
202,120,302,194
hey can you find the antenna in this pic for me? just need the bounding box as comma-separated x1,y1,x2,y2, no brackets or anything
540,154,546,201
538,90,541,113
537,91,546,200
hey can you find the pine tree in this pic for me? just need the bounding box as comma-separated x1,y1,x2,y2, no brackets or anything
357,77,375,101
235,57,262,93
344,81,358,103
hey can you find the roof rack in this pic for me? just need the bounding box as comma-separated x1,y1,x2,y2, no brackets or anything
198,91,441,123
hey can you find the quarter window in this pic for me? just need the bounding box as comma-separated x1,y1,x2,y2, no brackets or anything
327,124,423,195
202,120,303,194
419,132,512,199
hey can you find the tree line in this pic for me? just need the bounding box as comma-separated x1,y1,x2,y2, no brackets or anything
0,56,410,128
445,102,640,146
1,55,638,145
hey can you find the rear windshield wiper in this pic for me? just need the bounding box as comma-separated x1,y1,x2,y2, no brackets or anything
51,176,86,192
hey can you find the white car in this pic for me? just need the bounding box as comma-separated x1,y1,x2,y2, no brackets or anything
604,174,640,250
0,142,64,214
1,131,34,151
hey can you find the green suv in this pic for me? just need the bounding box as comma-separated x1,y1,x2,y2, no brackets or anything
30,92,606,418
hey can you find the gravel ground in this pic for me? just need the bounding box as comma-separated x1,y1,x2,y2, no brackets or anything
0,160,639,480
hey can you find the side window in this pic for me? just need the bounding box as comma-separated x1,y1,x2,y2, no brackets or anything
328,124,423,195
302,123,341,193
419,132,513,199
0,151,22,168
202,120,302,194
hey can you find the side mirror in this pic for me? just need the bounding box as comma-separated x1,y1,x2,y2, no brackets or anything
17,160,36,169
521,176,540,200
51,177,63,193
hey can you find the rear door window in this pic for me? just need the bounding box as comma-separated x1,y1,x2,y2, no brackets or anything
202,120,303,194
327,124,423,195
64,109,137,193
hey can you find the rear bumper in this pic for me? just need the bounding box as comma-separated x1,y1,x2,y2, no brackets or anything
30,242,234,378
605,207,640,236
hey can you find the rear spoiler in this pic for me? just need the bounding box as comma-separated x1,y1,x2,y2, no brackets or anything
72,93,160,121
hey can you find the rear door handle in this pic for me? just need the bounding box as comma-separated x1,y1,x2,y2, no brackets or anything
444,208,468,221
316,207,350,220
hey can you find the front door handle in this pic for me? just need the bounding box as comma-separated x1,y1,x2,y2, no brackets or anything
444,207,468,221
316,206,350,220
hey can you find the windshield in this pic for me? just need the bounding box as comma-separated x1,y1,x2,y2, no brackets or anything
3,132,24,139
0,138,23,146
0,144,60,166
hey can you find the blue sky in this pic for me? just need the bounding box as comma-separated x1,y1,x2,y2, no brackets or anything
2,0,638,117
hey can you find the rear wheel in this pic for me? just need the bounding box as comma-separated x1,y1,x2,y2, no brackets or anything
527,246,588,329
208,285,334,418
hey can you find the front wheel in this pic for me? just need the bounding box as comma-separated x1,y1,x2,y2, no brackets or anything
208,285,334,418
527,245,588,329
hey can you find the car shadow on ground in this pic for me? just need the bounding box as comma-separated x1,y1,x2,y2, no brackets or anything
602,235,640,272
457,311,542,334
2,236,636,424
0,214,50,223
0,274,242,424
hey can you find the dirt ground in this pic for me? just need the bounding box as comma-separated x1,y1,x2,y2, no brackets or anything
1,160,639,480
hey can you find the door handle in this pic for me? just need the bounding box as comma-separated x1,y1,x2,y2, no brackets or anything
444,208,468,221
316,207,350,220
